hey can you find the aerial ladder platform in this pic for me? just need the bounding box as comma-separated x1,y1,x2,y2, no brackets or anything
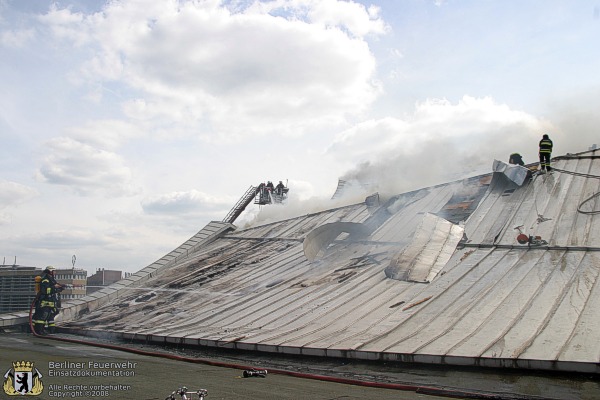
222,182,289,224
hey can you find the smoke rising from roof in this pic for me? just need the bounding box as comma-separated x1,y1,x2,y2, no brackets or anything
329,97,541,196
234,93,599,229
236,183,363,229
546,88,600,152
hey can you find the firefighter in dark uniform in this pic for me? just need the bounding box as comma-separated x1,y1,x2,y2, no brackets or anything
539,134,553,172
32,266,63,335
509,153,525,166
275,180,285,195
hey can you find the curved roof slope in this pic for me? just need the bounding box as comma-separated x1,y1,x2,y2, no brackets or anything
61,151,600,373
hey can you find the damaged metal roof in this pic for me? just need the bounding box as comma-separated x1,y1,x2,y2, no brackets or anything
58,149,600,373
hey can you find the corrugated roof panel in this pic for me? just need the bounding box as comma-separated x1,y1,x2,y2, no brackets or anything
385,213,464,282
230,203,369,240
556,253,600,362
357,248,509,353
515,251,600,361
413,249,536,356
372,187,450,242
469,157,600,249
59,150,600,373
449,250,578,358
303,222,371,262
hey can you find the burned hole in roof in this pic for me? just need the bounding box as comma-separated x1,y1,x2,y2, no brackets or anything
303,222,371,262
337,271,356,283
162,241,279,289
436,178,490,224
134,292,156,303
169,291,186,301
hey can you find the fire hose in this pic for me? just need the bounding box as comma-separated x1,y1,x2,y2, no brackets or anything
28,300,540,400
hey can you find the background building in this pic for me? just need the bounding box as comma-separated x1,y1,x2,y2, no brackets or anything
0,265,89,313
86,269,127,294
54,268,88,300
0,265,41,313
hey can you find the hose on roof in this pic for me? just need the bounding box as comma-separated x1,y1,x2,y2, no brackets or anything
552,167,600,180
550,168,600,215
578,191,600,215
552,154,600,160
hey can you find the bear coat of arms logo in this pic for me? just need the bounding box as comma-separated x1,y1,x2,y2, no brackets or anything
3,361,44,396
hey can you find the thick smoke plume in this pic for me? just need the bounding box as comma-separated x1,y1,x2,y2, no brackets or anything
240,94,599,228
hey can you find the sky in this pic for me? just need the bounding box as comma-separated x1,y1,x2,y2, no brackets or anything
1,0,599,275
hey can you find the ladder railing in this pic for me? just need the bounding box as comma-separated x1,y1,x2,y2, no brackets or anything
222,185,259,224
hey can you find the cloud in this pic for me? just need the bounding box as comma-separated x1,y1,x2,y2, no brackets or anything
0,28,34,47
0,229,111,269
37,137,138,196
15,229,111,250
141,189,234,215
0,228,142,270
249,0,389,38
0,179,38,208
38,0,386,141
37,3,93,46
67,119,144,150
0,180,38,226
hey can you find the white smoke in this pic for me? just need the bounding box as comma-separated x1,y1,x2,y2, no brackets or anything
236,184,368,229
331,96,555,199
238,94,599,228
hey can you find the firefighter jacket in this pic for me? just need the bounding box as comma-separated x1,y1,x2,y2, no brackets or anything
539,138,553,154
39,273,59,307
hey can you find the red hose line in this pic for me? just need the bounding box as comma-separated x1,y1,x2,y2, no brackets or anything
28,297,37,334
27,300,515,400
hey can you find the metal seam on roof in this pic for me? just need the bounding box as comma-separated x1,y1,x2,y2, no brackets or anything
45,151,600,372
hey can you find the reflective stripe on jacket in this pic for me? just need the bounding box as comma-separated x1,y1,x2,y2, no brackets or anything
39,274,57,305
539,138,553,153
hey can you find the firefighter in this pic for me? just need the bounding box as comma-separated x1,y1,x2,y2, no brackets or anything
32,266,63,335
509,153,524,166
539,134,553,172
275,180,285,195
